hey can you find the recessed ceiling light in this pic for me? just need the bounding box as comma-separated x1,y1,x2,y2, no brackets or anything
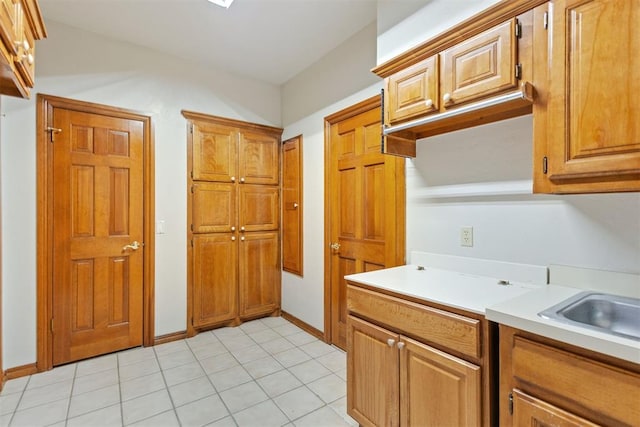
207,0,234,8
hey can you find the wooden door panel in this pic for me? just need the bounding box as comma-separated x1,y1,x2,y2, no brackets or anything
192,122,237,182
239,185,279,232
513,390,600,427
192,182,236,233
282,136,303,276
347,315,400,427
239,130,279,185
386,55,439,125
547,0,640,181
238,231,280,318
327,98,405,350
53,109,144,365
363,163,385,240
400,336,481,427
192,234,238,327
441,19,516,107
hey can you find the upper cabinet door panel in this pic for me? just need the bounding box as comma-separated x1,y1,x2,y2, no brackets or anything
192,122,237,182
546,0,640,188
386,55,439,125
441,19,517,108
0,0,20,56
238,130,279,185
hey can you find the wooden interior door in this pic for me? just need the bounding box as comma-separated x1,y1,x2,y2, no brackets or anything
51,108,145,366
325,96,405,350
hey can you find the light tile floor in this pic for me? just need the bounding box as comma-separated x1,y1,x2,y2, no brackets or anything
0,317,357,427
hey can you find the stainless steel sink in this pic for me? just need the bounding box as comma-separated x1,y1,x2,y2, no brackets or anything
538,292,640,341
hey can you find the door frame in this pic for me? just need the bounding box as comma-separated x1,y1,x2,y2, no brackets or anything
36,94,155,371
323,95,406,343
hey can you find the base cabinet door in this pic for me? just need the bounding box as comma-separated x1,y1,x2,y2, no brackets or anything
238,231,280,319
400,337,481,427
512,390,600,427
347,315,399,427
192,234,238,327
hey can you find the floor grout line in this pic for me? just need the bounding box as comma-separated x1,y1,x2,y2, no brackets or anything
4,318,354,427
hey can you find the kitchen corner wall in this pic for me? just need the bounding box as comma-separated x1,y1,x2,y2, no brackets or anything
0,21,281,368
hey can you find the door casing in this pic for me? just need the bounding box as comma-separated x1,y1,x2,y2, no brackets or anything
36,94,155,372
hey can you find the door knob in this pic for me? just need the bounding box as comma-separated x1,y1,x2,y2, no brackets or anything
123,241,141,251
330,242,340,250
293,203,299,209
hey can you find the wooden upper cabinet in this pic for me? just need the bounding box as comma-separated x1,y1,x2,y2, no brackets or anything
440,19,517,108
0,0,20,57
238,130,279,185
0,0,45,98
192,122,238,182
385,55,439,125
535,0,640,193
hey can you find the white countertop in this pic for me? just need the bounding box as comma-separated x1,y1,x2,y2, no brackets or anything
486,285,640,365
344,265,541,315
345,264,640,365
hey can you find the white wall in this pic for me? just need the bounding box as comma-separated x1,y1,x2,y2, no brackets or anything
0,21,281,368
281,22,379,127
406,116,640,274
377,0,500,64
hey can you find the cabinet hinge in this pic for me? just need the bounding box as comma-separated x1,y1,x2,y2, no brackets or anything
543,11,549,29
190,185,194,194
190,239,194,247
190,124,193,134
190,170,194,179
543,156,548,174
515,63,522,80
515,19,522,38
190,224,194,232
509,392,514,415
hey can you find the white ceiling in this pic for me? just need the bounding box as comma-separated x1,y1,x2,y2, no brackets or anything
38,0,379,86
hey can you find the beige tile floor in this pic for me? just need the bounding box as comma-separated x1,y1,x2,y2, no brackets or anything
0,317,357,427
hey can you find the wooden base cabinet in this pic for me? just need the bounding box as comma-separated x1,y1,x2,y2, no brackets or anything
499,325,640,426
348,315,481,427
346,283,492,426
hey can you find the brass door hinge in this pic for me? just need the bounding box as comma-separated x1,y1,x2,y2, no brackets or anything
509,392,514,415
515,19,522,38
515,64,522,80
543,11,549,29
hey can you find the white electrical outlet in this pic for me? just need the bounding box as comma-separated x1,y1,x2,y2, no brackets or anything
460,226,473,247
